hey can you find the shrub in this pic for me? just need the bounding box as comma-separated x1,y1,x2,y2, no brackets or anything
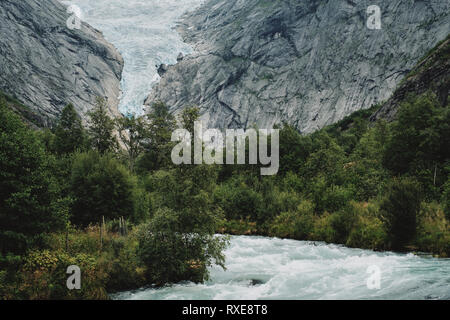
380,177,422,250
217,218,258,235
18,249,108,299
346,202,387,250
137,208,228,285
416,202,450,257
70,151,147,226
214,177,263,221
0,102,67,254
6,225,149,299
329,204,359,244
270,200,315,239
309,176,354,214
311,213,335,243
442,178,450,220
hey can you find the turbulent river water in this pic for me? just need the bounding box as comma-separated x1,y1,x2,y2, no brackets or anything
113,236,450,300
62,1,450,300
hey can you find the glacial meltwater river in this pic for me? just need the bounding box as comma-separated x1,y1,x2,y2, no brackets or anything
113,236,450,300
62,1,450,300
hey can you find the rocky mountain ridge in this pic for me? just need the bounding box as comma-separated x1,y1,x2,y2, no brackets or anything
146,0,450,133
0,0,124,127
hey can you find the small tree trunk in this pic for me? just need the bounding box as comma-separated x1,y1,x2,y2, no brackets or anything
434,164,437,186
65,228,69,252
100,217,103,250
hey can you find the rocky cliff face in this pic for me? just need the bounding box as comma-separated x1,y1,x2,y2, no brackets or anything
146,0,450,133
0,0,124,126
371,35,450,122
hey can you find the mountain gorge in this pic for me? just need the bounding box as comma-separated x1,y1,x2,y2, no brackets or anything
1,0,450,301
0,0,123,126
146,0,450,133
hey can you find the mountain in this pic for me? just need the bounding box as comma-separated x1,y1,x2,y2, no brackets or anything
0,0,123,127
145,0,450,133
371,35,450,122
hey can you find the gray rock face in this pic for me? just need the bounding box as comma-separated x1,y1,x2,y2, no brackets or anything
371,36,450,123
0,0,124,126
145,0,450,133
157,64,169,77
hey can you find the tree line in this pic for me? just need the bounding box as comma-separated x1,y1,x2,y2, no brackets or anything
0,90,449,299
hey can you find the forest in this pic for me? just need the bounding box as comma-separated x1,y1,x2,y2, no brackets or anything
0,88,449,299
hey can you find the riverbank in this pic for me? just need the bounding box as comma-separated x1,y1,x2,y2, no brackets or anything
2,94,449,300
1,214,447,300
218,200,450,258
113,235,450,300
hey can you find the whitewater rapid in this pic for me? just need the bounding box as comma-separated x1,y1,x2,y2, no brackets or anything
113,236,450,300
64,0,205,116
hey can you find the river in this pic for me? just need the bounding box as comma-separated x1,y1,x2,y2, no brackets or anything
112,235,450,300
62,1,450,300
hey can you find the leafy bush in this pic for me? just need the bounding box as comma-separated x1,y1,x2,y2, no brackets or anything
346,202,387,250
0,102,68,254
0,224,148,299
416,202,450,257
380,178,422,250
329,204,359,244
137,208,228,285
442,177,450,220
70,151,148,226
18,249,108,299
270,200,315,239
311,213,335,243
309,176,354,214
217,218,258,235
214,177,263,221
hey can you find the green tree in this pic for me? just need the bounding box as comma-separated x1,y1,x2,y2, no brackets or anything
137,101,176,172
213,176,263,221
384,93,442,174
442,175,450,220
116,115,147,172
70,151,147,227
304,132,346,184
278,123,312,175
53,104,86,155
139,164,228,284
137,207,227,284
180,106,200,133
346,122,390,201
87,97,117,154
380,177,422,250
0,102,67,254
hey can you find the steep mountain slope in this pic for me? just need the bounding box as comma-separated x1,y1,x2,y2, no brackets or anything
0,90,45,129
146,0,450,133
371,35,450,122
0,0,124,126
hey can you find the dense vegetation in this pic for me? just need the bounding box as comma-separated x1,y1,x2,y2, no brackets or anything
0,96,227,299
0,87,449,299
215,92,449,255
